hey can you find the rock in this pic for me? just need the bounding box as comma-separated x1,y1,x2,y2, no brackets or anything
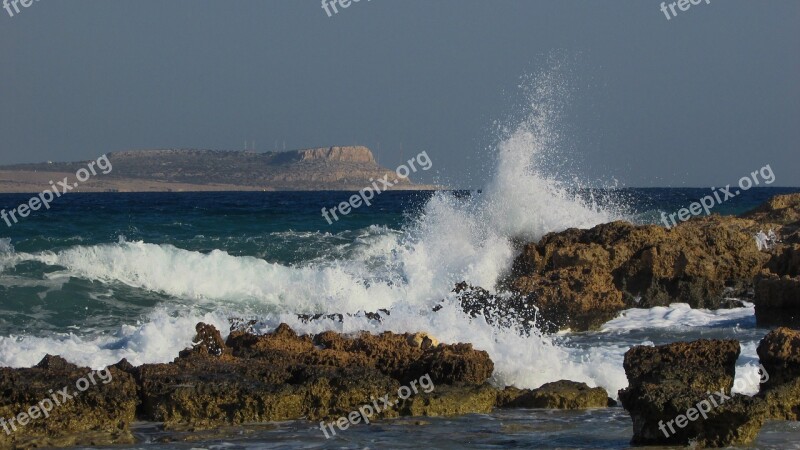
621,381,766,447
0,356,139,449
622,339,740,392
397,384,498,417
178,322,231,358
756,327,800,392
764,244,800,277
452,282,544,334
741,193,800,227
129,354,401,428
406,332,439,349
510,266,626,332
125,323,494,429
758,378,800,421
496,381,612,409
618,339,767,447
753,274,800,327
412,343,494,386
503,216,768,331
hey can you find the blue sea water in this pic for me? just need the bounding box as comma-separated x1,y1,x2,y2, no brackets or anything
1,187,799,449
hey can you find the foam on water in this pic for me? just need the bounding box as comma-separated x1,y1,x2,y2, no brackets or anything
0,66,631,395
602,303,757,331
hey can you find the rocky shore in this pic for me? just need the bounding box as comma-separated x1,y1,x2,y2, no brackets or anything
619,328,800,447
1,193,799,448
0,323,609,449
1,322,798,449
459,193,800,332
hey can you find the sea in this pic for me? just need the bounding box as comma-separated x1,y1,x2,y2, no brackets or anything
2,76,799,449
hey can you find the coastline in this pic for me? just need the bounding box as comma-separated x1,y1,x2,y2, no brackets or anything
0,170,442,194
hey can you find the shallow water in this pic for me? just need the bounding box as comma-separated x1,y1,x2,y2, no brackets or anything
81,409,800,450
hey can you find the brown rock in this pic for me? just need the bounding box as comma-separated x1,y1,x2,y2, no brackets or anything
496,381,612,409
753,274,800,327
179,322,231,358
127,323,494,429
756,327,800,391
741,193,800,227
0,356,139,449
503,216,767,331
622,339,740,392
618,339,767,447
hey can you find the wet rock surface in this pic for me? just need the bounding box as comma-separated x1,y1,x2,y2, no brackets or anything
496,380,613,409
455,194,800,332
618,339,770,447
756,327,800,420
505,217,768,332
745,194,800,326
618,331,800,448
121,323,496,429
0,322,623,448
0,356,138,450
754,273,800,327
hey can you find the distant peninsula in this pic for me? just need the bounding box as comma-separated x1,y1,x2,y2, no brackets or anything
0,147,439,193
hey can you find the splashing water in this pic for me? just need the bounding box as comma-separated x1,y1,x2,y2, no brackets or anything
0,66,631,396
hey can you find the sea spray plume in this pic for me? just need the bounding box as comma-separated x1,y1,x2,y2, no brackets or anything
478,65,621,242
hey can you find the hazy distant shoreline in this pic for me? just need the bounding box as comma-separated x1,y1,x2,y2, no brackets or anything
0,147,442,193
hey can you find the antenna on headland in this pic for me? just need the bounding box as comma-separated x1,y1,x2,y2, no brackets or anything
252,140,256,152
244,140,248,151
283,140,286,151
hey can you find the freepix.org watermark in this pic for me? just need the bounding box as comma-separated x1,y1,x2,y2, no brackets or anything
321,151,432,225
3,0,39,19
321,0,370,18
319,373,435,439
1,154,112,228
660,0,711,21
658,364,768,439
660,164,775,229
1,368,113,436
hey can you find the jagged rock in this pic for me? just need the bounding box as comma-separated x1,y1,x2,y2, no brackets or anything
121,323,494,429
758,378,800,421
496,381,612,409
178,322,231,358
622,339,740,392
741,193,800,227
764,244,800,277
406,332,439,349
756,328,800,399
621,381,766,447
753,274,800,327
452,282,544,333
397,384,498,416
503,216,768,331
619,339,767,447
0,356,138,449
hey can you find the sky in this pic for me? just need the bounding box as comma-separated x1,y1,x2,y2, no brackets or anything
0,0,798,188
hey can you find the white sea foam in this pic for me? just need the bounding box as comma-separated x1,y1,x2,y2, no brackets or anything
602,303,757,331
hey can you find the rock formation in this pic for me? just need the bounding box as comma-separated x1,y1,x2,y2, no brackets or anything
450,193,800,332
618,340,766,447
